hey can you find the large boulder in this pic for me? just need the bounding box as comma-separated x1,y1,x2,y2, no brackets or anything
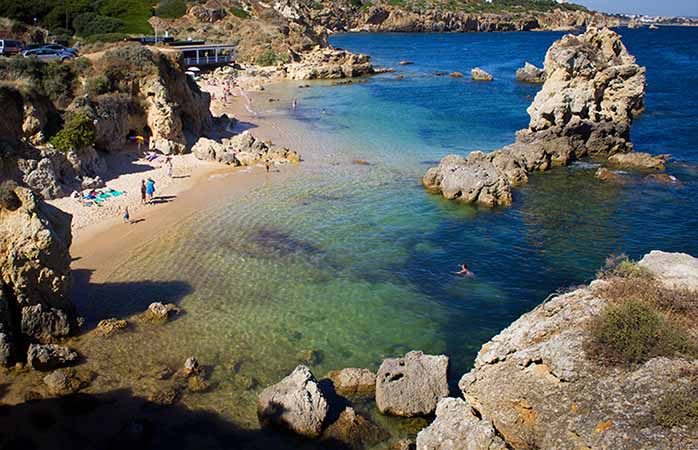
516,62,546,84
0,187,76,366
257,365,329,438
416,398,507,450
285,47,374,80
455,251,698,450
376,351,449,417
424,28,646,207
193,132,300,167
321,406,389,449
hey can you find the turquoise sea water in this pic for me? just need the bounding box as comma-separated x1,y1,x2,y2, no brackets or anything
69,27,698,444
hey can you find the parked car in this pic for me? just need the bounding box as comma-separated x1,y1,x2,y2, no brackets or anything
22,48,76,62
38,43,79,56
0,39,23,56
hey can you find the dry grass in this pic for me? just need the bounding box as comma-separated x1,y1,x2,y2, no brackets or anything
587,255,698,366
654,378,698,429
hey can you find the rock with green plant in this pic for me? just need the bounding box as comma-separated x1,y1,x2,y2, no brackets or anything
448,251,698,449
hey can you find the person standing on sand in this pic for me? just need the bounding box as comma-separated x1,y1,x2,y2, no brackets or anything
140,180,147,205
123,207,130,224
292,98,297,111
265,160,271,173
146,178,156,203
165,156,173,178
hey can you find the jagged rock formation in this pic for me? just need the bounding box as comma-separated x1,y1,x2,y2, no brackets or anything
376,351,449,417
471,68,493,81
0,186,76,366
257,365,329,438
607,152,668,170
416,398,506,450
423,27,647,207
516,62,546,84
192,131,300,166
450,251,698,450
284,47,373,80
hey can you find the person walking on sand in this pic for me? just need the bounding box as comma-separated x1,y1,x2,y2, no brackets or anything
140,179,147,205
165,156,173,178
123,207,131,224
265,160,271,173
292,98,297,111
146,178,156,203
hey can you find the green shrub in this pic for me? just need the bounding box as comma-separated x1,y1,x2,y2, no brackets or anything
73,12,125,36
0,56,44,83
654,380,698,428
588,299,698,365
99,0,154,34
230,7,250,18
86,75,112,96
156,0,187,19
597,254,651,280
42,61,77,105
0,181,21,211
49,113,96,152
84,33,130,44
255,49,287,67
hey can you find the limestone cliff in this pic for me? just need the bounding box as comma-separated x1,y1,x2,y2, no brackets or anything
0,186,76,366
0,45,214,199
423,27,646,207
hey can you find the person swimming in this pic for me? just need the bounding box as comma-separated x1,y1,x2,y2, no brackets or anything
453,264,474,277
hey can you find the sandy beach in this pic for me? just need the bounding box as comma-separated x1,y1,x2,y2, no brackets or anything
65,79,294,276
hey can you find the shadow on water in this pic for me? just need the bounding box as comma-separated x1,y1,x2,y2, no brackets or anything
0,389,356,450
71,269,194,329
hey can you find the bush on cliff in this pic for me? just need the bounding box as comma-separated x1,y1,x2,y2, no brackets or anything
49,113,96,152
156,0,187,19
587,298,698,365
73,12,125,36
654,377,698,428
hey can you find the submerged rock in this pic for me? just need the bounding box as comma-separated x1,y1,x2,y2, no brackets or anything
143,302,180,323
416,398,506,450
27,344,78,371
322,406,389,449
424,28,647,207
257,365,329,438
96,318,128,337
43,368,88,395
449,72,464,78
516,62,546,83
471,68,493,81
376,351,449,417
595,167,627,183
327,367,376,397
298,349,323,366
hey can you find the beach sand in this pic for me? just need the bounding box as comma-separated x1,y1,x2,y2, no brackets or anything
66,80,294,278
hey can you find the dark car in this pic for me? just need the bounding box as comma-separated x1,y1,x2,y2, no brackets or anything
0,39,23,56
38,43,79,56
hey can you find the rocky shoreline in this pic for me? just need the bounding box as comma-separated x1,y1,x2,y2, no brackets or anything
423,27,648,207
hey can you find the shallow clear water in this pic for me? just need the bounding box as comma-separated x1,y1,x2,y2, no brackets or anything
73,27,698,441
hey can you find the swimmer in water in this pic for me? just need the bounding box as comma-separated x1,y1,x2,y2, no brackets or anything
453,264,474,277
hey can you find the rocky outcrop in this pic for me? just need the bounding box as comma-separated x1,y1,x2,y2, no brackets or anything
27,343,78,371
327,367,376,397
452,251,698,450
192,132,300,167
424,27,646,206
471,68,493,81
416,398,506,450
0,186,76,366
257,365,329,438
608,152,668,170
516,62,546,84
376,351,449,417
284,47,373,80
321,406,389,449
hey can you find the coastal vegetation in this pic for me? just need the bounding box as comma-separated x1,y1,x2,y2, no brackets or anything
49,113,96,152
589,256,698,365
